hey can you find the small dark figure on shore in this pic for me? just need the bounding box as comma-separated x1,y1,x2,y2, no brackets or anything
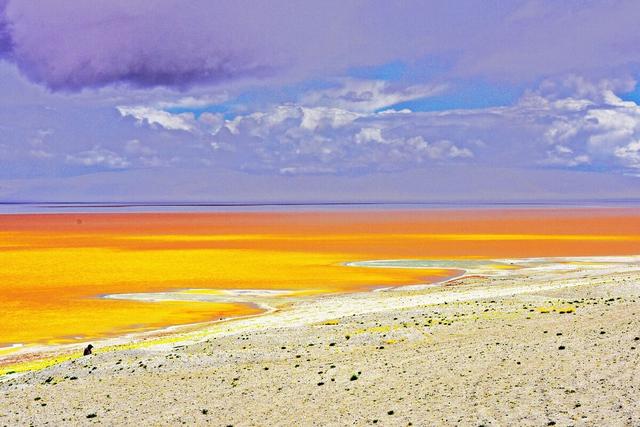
83,344,94,356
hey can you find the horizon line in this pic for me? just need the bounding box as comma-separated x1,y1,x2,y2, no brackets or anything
2,198,640,209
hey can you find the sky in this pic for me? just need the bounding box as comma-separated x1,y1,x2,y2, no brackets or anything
1,0,640,202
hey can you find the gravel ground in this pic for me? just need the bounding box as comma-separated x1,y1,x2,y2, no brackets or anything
1,262,639,426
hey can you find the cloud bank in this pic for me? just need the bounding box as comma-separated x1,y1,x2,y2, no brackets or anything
1,1,640,202
105,77,640,176
2,1,640,90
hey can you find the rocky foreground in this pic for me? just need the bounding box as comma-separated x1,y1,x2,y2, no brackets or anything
1,258,640,426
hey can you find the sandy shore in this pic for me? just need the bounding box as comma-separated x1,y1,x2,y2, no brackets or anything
1,256,640,426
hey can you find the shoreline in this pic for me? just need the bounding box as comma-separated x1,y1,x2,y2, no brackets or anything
2,254,639,424
3,255,638,377
0,267,459,376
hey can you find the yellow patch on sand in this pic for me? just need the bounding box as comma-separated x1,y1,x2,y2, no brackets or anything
321,320,340,326
353,325,394,335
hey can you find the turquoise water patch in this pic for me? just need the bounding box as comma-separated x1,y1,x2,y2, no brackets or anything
346,259,504,269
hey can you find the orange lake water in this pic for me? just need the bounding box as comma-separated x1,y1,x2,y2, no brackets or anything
1,208,639,347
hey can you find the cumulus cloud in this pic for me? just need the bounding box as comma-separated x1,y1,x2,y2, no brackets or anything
614,141,640,168
3,2,640,201
223,105,362,136
110,75,640,175
535,78,640,171
9,70,638,177
107,79,475,173
542,145,590,167
180,97,477,173
117,105,195,131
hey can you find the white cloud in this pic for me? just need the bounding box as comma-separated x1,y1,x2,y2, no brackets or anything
448,145,474,159
198,112,225,133
117,105,195,131
301,79,446,112
107,75,640,175
66,147,130,169
615,140,640,168
299,106,362,130
355,127,384,144
537,78,640,169
207,102,478,173
402,137,473,160
223,104,362,136
156,94,229,110
543,145,590,167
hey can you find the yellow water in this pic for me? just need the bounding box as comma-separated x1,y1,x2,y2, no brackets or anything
2,208,639,348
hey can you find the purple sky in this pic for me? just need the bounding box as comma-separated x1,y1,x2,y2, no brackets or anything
1,0,640,202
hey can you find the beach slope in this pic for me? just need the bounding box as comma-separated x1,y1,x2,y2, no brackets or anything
1,256,639,426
